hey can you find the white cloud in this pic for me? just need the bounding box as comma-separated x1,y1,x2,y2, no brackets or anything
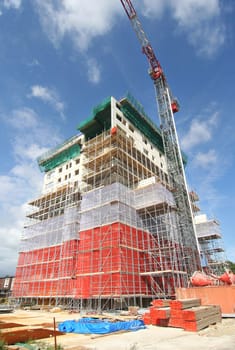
0,233,22,276
7,107,38,129
3,0,21,9
29,85,65,118
193,149,217,169
142,0,220,22
0,165,43,275
29,0,227,96
141,0,166,18
0,107,63,275
34,1,122,52
0,166,42,212
142,0,225,57
181,111,218,151
0,0,21,16
0,175,17,203
170,0,220,26
14,143,49,162
176,13,225,57
87,58,101,84
180,106,224,214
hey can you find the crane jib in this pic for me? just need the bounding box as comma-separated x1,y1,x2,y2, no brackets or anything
120,0,136,19
120,1,166,86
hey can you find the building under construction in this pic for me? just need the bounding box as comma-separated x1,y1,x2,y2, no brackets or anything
12,0,228,310
11,94,225,310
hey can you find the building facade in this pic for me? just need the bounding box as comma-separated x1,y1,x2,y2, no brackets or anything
0,276,15,299
12,95,223,309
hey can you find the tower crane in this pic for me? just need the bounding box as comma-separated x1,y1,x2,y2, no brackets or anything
120,0,201,278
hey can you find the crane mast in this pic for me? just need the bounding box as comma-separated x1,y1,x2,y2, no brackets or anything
120,0,201,277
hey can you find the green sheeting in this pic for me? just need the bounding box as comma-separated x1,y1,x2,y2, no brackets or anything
77,96,111,140
38,143,81,172
120,101,164,153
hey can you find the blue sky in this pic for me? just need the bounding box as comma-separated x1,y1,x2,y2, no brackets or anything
0,0,234,276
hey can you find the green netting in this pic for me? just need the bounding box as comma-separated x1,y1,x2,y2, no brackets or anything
121,96,187,165
120,102,164,153
38,143,81,173
125,92,162,135
37,134,81,164
77,97,111,140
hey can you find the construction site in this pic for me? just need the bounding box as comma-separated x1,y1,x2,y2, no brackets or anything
10,0,231,313
1,2,235,350
11,89,228,310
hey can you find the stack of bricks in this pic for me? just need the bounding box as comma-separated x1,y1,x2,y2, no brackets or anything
142,298,221,332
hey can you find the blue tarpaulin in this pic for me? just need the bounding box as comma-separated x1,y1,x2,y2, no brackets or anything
58,318,146,334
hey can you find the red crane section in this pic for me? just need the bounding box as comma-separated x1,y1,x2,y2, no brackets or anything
120,0,162,79
120,0,178,112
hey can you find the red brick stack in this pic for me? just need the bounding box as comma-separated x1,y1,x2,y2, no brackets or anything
142,298,221,332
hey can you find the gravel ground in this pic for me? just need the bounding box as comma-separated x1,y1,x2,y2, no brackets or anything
1,309,235,350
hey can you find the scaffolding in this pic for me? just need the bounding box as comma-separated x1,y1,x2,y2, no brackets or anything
13,184,81,307
195,216,227,274
12,96,202,310
76,126,194,309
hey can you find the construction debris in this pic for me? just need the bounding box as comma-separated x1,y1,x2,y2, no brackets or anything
1,309,235,349
190,270,235,287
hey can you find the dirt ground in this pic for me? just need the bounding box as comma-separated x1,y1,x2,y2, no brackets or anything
1,309,235,350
